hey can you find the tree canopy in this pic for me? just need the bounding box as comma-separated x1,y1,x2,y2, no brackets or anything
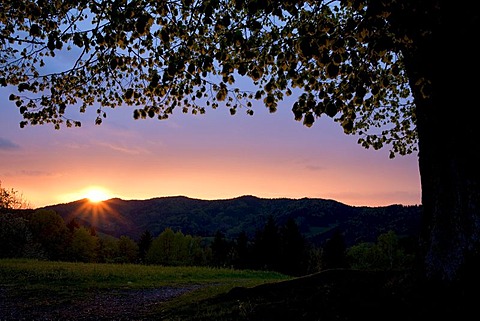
2,0,480,288
1,0,416,157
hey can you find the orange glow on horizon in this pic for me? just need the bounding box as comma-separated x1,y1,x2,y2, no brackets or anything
0,107,421,209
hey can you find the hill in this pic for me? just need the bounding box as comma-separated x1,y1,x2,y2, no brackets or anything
42,195,422,246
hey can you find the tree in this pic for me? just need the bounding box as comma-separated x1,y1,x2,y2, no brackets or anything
146,227,204,265
346,230,414,271
97,234,120,263
321,228,348,270
2,0,479,288
252,215,281,271
210,230,230,267
68,226,99,262
28,209,69,260
0,213,44,259
279,218,308,276
137,229,153,263
232,230,250,269
117,235,139,263
66,218,80,233
178,233,206,266
0,181,31,210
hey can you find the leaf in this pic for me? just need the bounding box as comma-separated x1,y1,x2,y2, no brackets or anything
73,33,83,47
160,28,170,43
133,109,141,120
325,102,337,118
125,88,134,100
18,83,29,92
342,119,354,133
29,24,42,37
303,113,315,127
136,15,153,35
326,63,339,78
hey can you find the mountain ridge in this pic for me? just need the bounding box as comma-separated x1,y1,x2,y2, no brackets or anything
41,195,422,246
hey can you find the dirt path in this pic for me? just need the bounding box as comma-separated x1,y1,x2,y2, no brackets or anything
0,285,201,321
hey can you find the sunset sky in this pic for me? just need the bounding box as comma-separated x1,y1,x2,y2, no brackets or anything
0,79,421,209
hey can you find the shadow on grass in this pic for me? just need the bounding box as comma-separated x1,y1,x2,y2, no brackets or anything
160,269,476,321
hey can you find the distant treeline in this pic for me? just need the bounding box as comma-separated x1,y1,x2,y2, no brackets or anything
0,209,416,276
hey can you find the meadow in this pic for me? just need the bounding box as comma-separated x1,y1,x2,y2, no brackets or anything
0,258,291,320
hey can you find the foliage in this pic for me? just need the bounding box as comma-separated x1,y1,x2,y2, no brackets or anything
210,230,231,267
253,215,281,271
117,235,139,263
346,230,414,271
211,216,314,276
45,196,422,248
0,0,417,158
1,198,418,274
320,228,348,270
97,234,121,263
28,209,70,260
279,218,308,275
68,226,99,262
137,229,153,262
146,227,205,266
0,213,44,259
0,181,31,210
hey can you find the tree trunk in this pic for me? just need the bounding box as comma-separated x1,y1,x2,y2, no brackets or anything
402,4,480,287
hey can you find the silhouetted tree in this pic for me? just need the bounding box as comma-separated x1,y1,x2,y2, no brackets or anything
0,181,31,210
232,230,250,269
28,209,69,260
321,228,348,270
137,229,153,263
305,245,323,275
0,213,43,259
210,230,231,267
279,218,308,276
252,216,281,271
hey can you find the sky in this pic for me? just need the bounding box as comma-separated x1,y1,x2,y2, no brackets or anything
0,81,421,209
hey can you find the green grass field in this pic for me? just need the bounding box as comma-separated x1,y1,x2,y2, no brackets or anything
0,258,291,320
1,259,472,321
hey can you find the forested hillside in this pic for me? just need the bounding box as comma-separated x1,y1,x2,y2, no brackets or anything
43,195,421,247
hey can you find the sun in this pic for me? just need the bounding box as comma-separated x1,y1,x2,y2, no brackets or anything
83,186,111,203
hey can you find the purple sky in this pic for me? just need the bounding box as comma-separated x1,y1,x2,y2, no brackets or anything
0,82,421,208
